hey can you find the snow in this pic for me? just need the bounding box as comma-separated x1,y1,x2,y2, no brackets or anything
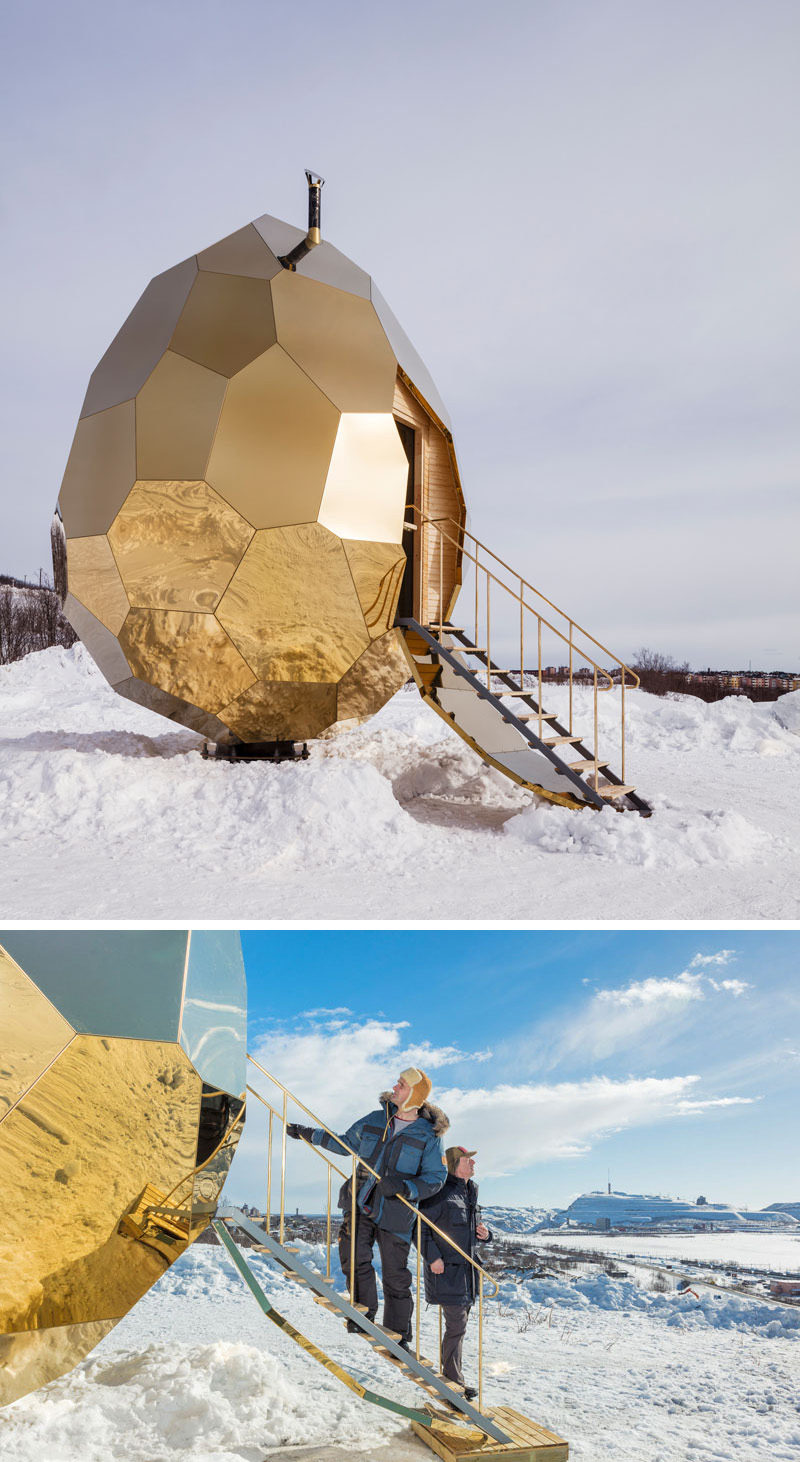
536,1230,800,1276
484,1190,800,1235
2,1238,799,1462
1,645,799,918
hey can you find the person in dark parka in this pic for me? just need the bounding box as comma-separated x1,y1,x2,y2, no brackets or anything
287,1068,448,1342
419,1145,492,1398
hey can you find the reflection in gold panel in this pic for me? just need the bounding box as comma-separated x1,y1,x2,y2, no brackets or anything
0,1321,116,1408
170,272,276,378
0,949,73,1121
206,345,339,529
66,535,130,634
59,400,136,540
217,524,369,683
196,223,282,280
63,592,133,686
115,676,234,742
80,257,198,420
220,679,337,742
342,539,405,638
318,414,409,544
0,1036,201,1341
119,609,256,713
271,271,396,411
335,630,410,724
135,351,227,481
108,480,254,611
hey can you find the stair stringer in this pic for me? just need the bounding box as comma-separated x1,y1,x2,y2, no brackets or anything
398,621,605,809
217,1207,512,1445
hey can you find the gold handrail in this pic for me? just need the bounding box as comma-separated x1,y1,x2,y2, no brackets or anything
246,1054,499,1297
153,1100,246,1220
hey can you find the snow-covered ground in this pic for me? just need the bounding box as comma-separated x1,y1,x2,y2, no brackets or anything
2,645,799,919
538,1231,800,1276
1,1238,798,1462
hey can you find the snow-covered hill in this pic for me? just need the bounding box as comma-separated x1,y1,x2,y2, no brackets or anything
0,1240,796,1462
487,1192,800,1234
2,645,799,918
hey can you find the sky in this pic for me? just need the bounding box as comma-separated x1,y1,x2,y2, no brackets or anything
1,1,799,670
225,929,800,1213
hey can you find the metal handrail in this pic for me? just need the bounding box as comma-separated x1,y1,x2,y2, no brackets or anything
407,505,640,788
147,1100,246,1224
246,1054,498,1392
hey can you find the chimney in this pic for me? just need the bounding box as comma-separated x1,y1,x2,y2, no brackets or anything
279,170,325,271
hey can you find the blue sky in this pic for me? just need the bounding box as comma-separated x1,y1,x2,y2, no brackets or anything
228,930,800,1211
2,1,799,667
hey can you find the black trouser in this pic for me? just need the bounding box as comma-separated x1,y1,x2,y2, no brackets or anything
440,1303,470,1384
339,1211,413,1340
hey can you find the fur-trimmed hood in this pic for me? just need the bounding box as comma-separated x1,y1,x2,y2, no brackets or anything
379,1091,450,1137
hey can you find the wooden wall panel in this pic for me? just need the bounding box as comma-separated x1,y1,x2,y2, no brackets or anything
392,374,465,626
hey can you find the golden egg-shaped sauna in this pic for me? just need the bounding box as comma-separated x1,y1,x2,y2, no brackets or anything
0,931,246,1407
54,174,465,748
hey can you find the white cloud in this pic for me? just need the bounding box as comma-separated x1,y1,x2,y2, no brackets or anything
597,972,704,1008
707,978,751,997
689,951,736,968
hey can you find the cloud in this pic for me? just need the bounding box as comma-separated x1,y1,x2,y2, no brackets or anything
689,951,736,968
707,978,751,997
596,972,704,1008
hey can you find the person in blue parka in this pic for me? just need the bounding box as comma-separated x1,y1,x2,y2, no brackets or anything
286,1067,448,1343
419,1146,492,1398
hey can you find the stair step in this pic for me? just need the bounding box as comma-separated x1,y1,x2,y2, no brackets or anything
311,1295,339,1310
416,665,441,689
404,633,431,655
544,736,583,746
496,689,535,698
596,784,636,798
287,1273,308,1284
448,646,487,654
568,759,609,773
513,712,559,722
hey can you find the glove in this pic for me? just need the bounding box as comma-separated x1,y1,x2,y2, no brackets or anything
286,1123,314,1141
376,1174,407,1198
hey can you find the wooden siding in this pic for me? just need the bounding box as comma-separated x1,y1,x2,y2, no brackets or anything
392,374,465,626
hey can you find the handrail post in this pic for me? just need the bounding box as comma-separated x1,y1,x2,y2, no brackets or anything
416,1213,422,1361
326,1166,332,1281
438,527,444,632
621,667,626,785
538,614,544,736
486,574,491,690
569,622,574,735
349,1156,357,1307
519,575,524,691
474,543,479,645
478,1272,484,1412
279,1091,287,1245
266,1109,273,1237
593,668,599,791
438,1306,443,1376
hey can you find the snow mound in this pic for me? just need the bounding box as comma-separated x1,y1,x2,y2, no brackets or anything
504,795,774,870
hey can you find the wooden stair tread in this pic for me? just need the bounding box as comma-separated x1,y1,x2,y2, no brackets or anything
513,712,558,722
596,784,636,797
567,759,609,773
544,736,582,746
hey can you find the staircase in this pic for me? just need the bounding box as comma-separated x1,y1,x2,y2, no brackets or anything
228,1055,569,1460
398,512,651,815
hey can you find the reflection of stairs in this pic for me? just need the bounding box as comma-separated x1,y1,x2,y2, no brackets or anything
399,620,651,816
216,1208,514,1445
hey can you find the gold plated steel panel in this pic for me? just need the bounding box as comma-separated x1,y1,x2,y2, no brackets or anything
59,400,136,540
342,539,405,638
170,273,277,378
294,240,372,299
114,677,233,741
108,479,254,612
318,413,409,543
197,224,282,280
0,948,74,1121
135,351,227,481
271,272,396,411
0,1035,201,1338
217,524,369,682
63,593,133,685
80,257,198,420
206,345,339,528
0,1321,117,1408
335,630,410,723
65,535,130,633
219,679,338,742
119,609,256,713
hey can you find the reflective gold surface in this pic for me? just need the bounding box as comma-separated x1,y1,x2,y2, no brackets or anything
271,271,396,410
0,933,246,1407
0,949,73,1121
170,272,276,378
119,609,256,713
196,223,281,280
217,524,369,682
66,535,130,633
59,401,136,539
318,414,408,543
335,630,409,723
108,480,254,611
220,678,338,741
206,344,339,529
136,351,227,481
58,209,463,742
0,1322,117,1408
342,539,405,638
